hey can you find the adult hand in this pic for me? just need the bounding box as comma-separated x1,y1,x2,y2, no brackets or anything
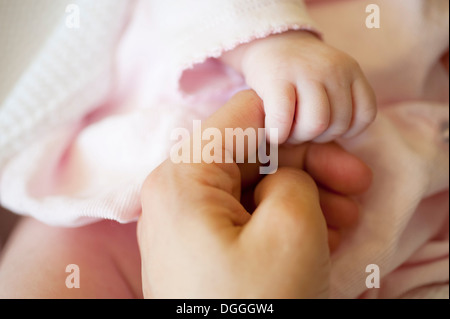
138,90,372,298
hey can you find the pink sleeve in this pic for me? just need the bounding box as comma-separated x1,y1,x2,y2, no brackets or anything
0,0,319,227
149,0,320,94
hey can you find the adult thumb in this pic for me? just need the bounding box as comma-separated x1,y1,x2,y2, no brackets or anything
240,167,331,298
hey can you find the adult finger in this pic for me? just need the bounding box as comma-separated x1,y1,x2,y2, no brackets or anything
240,167,330,298
305,143,373,195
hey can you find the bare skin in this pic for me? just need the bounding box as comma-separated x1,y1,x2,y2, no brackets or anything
221,30,377,144
0,218,142,298
0,91,371,298
138,90,372,298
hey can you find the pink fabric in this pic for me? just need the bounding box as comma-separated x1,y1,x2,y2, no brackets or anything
0,0,318,225
0,0,448,298
305,0,449,298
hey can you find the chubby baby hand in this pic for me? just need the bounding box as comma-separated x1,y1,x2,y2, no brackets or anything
221,31,377,144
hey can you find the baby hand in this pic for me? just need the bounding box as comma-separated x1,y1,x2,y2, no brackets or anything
221,31,377,144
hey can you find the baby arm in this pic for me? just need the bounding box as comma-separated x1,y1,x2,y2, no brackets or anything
221,30,377,144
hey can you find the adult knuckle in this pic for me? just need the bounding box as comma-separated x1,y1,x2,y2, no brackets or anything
276,168,317,192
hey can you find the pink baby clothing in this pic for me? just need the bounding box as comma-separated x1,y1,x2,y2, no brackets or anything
0,0,318,225
0,0,448,298
305,0,449,298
